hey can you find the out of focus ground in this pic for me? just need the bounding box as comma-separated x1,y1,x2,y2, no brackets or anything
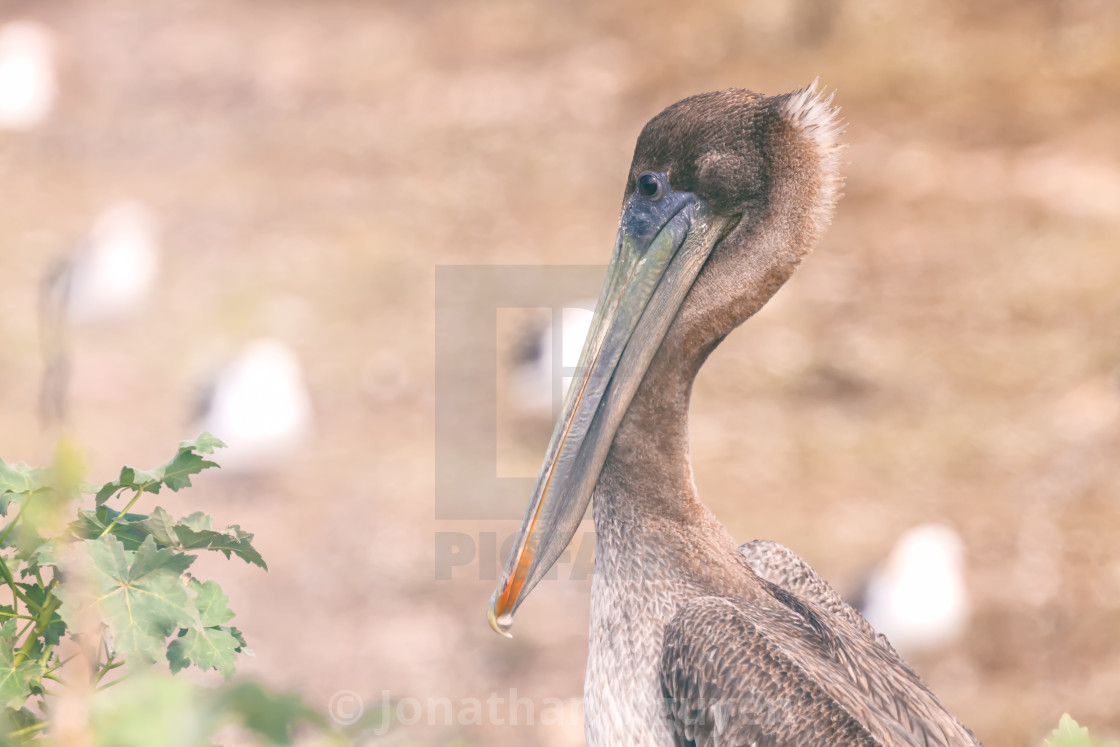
1,1,1119,745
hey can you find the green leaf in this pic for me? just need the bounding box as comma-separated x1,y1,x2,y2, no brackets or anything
0,706,41,738
0,459,53,522
121,466,161,489
180,432,226,455
57,536,197,665
0,461,51,496
138,507,179,547
94,482,123,506
94,466,160,508
87,673,209,747
128,535,195,580
86,672,332,747
228,625,250,653
157,452,214,492
69,507,152,550
0,621,43,710
1044,715,1113,747
166,580,239,678
129,508,266,569
190,580,234,627
93,435,225,507
158,434,225,492
13,583,65,647
69,508,107,537
173,524,267,570
5,522,47,560
69,507,266,569
177,512,211,532
167,627,240,679
218,681,326,742
26,540,61,573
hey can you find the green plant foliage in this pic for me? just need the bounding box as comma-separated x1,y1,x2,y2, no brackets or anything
84,672,345,747
166,580,243,678
93,433,225,506
57,535,197,665
0,622,42,711
0,434,276,742
0,436,418,745
1044,715,1116,747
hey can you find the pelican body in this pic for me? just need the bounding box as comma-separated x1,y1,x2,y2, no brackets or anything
488,85,980,746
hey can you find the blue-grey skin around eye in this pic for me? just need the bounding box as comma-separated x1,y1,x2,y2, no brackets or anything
620,172,704,252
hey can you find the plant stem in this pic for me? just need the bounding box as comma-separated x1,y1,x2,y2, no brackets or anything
0,557,40,613
5,720,49,739
13,584,59,666
42,652,74,675
98,485,155,538
15,618,36,640
97,675,125,691
0,609,36,621
93,657,125,686
0,493,32,548
39,642,61,668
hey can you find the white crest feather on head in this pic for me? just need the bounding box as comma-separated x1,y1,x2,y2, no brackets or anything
778,78,844,149
777,79,845,235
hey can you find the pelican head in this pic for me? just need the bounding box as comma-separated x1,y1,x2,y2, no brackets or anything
489,84,843,635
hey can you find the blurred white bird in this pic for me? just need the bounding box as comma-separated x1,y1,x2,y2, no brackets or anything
191,339,314,473
509,302,594,416
0,21,56,130
51,201,161,324
854,523,970,655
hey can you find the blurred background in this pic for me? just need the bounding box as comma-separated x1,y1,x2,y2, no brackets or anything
1,0,1119,744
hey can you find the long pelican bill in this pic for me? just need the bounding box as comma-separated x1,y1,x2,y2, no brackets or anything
488,172,731,636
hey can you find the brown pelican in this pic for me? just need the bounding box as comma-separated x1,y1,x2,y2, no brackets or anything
487,84,981,746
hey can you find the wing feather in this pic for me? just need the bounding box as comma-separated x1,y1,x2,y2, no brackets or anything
658,542,982,746
660,596,882,747
739,539,878,639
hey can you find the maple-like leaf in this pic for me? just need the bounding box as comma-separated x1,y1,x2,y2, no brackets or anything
94,433,226,506
190,580,234,627
173,524,267,570
0,461,51,496
167,627,240,679
133,507,266,569
57,536,197,666
0,459,52,519
0,621,42,710
166,580,239,678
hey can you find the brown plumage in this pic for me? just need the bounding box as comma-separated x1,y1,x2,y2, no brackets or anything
490,84,980,746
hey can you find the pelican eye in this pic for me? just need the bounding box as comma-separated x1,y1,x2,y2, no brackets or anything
637,172,664,201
